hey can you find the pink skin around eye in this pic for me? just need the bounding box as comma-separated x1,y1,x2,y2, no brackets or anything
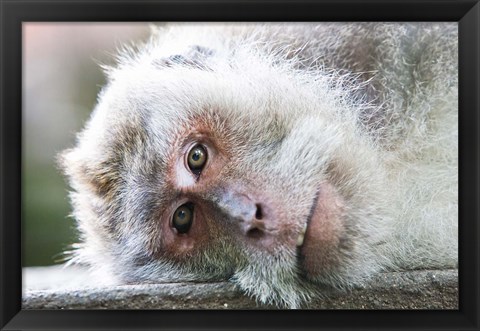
152,133,229,261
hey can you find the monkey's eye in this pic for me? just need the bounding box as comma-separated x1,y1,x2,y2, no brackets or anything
187,144,208,173
172,203,194,234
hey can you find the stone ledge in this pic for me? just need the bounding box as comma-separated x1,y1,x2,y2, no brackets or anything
22,266,458,309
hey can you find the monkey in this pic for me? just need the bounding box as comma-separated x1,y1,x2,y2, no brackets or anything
58,23,458,308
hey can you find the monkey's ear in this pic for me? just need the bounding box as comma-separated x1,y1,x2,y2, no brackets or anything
154,45,215,70
57,147,121,199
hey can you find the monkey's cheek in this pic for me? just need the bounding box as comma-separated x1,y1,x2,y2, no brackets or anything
299,183,345,278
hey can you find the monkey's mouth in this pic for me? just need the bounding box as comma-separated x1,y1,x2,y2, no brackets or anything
296,189,320,248
296,183,344,277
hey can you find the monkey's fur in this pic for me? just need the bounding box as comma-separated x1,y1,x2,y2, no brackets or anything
60,23,458,308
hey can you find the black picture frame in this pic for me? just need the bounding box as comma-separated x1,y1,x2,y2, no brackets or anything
1,0,479,330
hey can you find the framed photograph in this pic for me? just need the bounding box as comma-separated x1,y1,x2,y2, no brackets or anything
1,1,479,330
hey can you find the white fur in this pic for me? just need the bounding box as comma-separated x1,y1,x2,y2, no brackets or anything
61,23,458,308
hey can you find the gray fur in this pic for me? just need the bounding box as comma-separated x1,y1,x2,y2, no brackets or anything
59,23,458,308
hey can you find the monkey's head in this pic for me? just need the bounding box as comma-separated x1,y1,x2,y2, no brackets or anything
60,29,391,308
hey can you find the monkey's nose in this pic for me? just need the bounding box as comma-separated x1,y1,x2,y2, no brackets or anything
255,204,263,220
245,204,266,239
210,187,269,238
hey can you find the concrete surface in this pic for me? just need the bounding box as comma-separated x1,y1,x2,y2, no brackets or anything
22,265,458,309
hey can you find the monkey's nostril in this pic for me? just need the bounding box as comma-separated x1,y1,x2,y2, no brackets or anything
246,227,263,239
255,204,263,220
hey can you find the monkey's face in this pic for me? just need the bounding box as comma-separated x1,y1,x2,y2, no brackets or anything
61,44,389,308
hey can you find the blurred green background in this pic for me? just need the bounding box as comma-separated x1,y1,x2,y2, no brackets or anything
23,23,150,266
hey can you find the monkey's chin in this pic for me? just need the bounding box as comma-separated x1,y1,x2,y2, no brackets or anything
298,182,345,278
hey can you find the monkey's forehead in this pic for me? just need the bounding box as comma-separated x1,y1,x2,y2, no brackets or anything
92,62,334,132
